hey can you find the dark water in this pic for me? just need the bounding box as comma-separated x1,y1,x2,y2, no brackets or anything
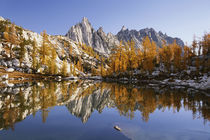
0,81,209,140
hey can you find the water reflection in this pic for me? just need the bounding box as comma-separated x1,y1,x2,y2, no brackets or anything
110,84,210,123
0,81,209,131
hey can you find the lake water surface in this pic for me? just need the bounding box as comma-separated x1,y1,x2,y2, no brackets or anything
0,81,209,140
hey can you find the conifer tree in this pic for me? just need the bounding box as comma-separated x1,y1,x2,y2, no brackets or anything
129,40,138,70
61,59,67,76
3,25,9,42
172,41,182,72
3,23,20,58
183,46,191,70
142,36,157,73
200,33,210,72
20,42,26,65
32,40,37,70
100,57,104,76
50,47,58,75
73,60,76,76
69,45,73,55
192,37,197,56
40,30,50,65
159,43,172,72
195,57,200,76
70,63,73,75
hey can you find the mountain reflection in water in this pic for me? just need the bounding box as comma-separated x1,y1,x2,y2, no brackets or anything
0,81,209,131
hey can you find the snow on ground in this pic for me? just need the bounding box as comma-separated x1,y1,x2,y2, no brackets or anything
160,75,210,91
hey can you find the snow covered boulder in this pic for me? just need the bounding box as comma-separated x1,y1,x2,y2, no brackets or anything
12,59,20,67
6,68,14,72
152,71,160,76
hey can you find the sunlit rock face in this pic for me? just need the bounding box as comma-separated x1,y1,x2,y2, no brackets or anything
117,27,184,49
66,17,119,55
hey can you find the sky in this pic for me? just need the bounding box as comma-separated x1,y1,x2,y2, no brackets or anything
1,0,210,44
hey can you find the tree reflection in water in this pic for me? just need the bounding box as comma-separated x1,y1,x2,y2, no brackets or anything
0,81,209,130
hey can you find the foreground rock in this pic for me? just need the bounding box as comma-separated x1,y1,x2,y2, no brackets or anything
114,126,122,131
5,68,14,72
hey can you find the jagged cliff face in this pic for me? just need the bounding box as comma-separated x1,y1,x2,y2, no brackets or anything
66,17,119,55
117,27,184,48
66,17,184,55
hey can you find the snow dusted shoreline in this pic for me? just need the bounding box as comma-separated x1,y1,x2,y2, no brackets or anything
104,75,210,94
0,71,209,94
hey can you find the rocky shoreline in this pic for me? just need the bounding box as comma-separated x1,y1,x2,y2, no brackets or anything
0,70,209,94
104,75,210,94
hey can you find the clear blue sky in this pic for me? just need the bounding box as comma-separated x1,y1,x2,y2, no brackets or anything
1,0,210,44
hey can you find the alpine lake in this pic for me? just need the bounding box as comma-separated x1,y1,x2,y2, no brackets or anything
0,80,209,140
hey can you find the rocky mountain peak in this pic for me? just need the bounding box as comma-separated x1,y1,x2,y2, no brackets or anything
65,17,94,47
121,26,127,31
117,27,184,48
81,17,91,28
97,27,106,37
66,18,119,55
98,27,104,32
82,17,89,23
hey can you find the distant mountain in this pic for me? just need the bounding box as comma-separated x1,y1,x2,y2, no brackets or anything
66,17,119,55
66,17,184,55
117,26,184,48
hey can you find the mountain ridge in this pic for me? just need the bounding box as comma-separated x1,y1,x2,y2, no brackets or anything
66,17,184,54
